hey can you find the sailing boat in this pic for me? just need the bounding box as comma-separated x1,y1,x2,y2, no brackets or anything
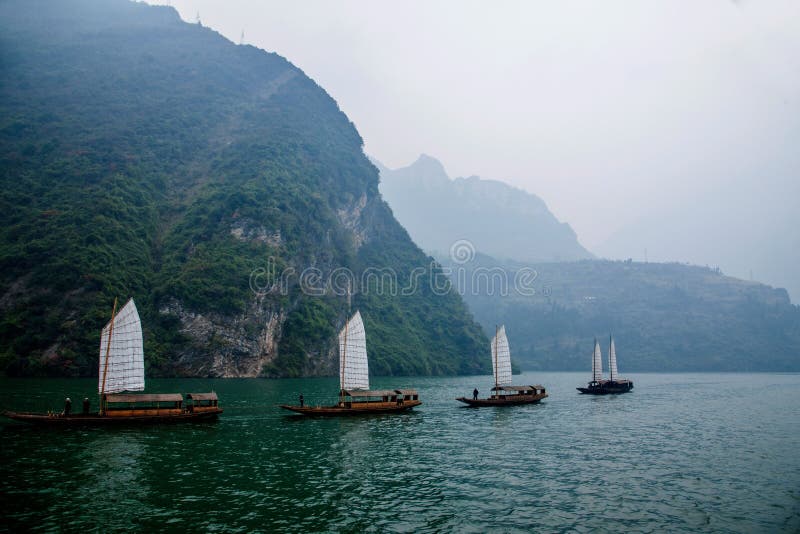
456,325,547,406
4,298,222,425
280,310,421,415
576,335,634,395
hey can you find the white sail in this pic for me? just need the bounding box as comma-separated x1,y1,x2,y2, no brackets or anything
339,310,369,391
592,338,603,382
98,299,145,394
609,336,618,381
492,325,513,386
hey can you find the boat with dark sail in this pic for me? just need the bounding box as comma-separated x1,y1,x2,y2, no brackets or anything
456,325,547,407
577,336,634,395
3,298,222,425
280,310,421,416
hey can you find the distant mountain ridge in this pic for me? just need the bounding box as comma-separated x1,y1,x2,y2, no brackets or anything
596,194,799,303
439,254,800,371
376,155,592,262
376,154,800,372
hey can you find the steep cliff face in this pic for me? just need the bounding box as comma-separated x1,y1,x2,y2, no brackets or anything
159,298,287,378
0,0,488,377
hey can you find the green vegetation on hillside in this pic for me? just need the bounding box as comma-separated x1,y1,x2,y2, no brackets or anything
0,0,489,377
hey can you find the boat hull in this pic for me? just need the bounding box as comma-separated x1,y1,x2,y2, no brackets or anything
577,382,633,395
3,409,222,425
455,393,547,407
280,400,421,416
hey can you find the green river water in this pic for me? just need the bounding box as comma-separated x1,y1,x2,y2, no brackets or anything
1,372,799,532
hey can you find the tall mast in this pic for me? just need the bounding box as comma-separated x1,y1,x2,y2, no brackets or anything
99,297,118,415
493,325,499,396
341,281,350,403
340,315,348,405
592,337,603,383
608,335,619,382
609,335,613,381
347,278,352,314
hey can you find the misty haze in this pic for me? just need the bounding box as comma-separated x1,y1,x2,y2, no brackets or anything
1,1,798,532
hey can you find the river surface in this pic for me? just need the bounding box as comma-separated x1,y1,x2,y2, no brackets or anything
1,373,799,533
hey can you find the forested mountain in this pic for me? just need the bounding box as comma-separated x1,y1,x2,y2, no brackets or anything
376,155,592,262
0,0,488,377
439,254,800,371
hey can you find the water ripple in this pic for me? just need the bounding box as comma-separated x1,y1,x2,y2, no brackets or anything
1,373,799,532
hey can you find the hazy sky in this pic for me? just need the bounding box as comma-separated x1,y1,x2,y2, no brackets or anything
146,1,799,255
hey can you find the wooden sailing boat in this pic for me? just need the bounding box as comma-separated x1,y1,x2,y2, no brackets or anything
280,310,421,415
456,325,547,406
576,335,634,395
3,298,222,425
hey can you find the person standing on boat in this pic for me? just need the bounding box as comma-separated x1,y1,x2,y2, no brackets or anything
63,397,71,417
299,393,304,407
473,388,479,400
82,398,90,414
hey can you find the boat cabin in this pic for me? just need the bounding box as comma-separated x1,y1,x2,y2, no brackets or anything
395,389,419,403
102,393,184,417
605,378,633,390
588,378,632,387
490,385,546,399
340,389,399,407
186,392,219,413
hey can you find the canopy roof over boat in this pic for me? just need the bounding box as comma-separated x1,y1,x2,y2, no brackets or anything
342,389,398,398
186,392,218,401
593,378,633,385
394,389,418,395
104,393,183,403
98,298,145,394
491,385,544,392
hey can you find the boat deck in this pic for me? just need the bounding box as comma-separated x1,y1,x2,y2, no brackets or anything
3,409,222,425
577,380,634,395
456,393,547,407
280,399,421,416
